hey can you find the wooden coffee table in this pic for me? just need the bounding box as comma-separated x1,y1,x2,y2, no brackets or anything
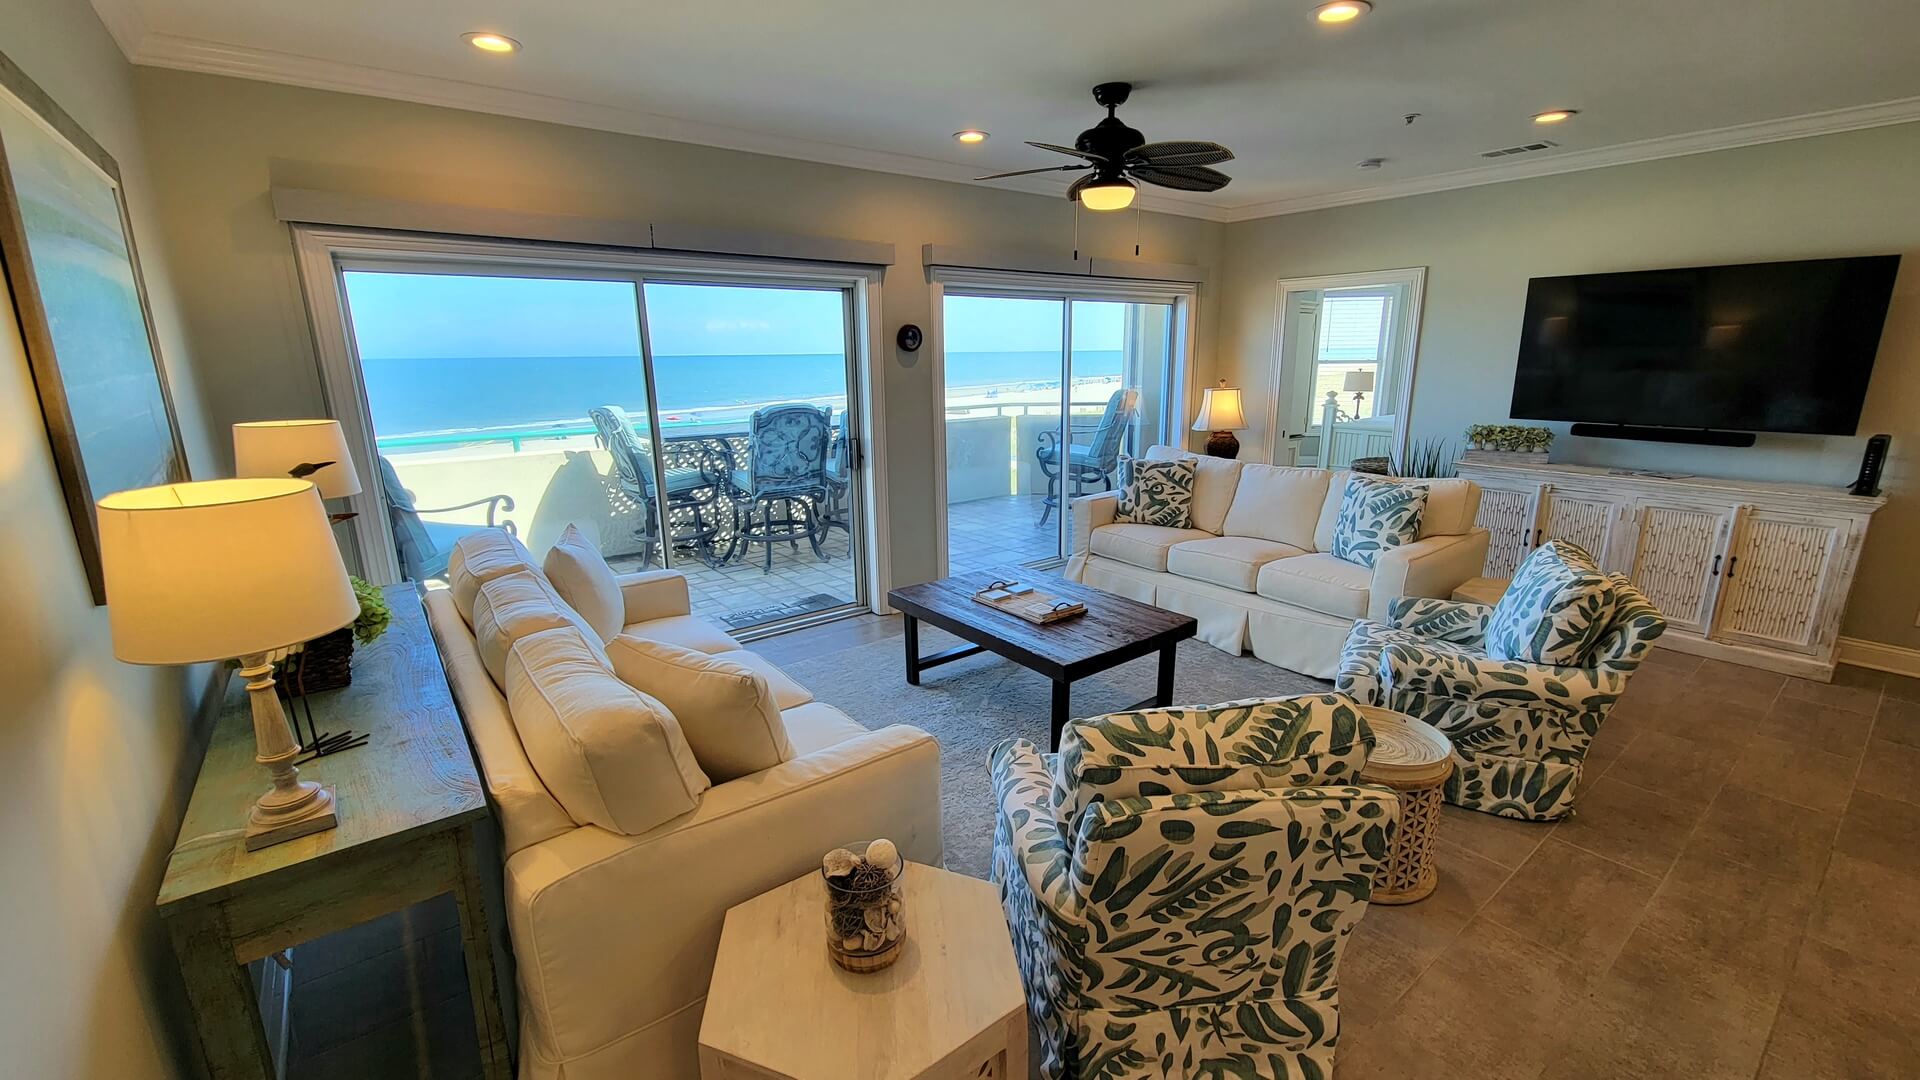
887,568,1197,750
699,862,1028,1080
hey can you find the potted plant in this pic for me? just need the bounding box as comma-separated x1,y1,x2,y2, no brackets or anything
1462,424,1554,463
280,576,391,693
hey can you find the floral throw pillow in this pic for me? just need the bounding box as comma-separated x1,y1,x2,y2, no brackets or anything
1114,458,1195,528
1330,476,1427,568
1485,539,1619,666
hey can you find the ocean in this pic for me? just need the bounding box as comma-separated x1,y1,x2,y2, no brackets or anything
362,349,1124,438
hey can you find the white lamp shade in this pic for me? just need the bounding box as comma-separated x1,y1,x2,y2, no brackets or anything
1342,370,1376,393
97,479,358,665
1190,387,1248,431
233,419,363,499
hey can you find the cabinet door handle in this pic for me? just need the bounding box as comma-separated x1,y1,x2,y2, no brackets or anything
1725,555,1738,580
1710,554,1721,576
1533,528,1543,546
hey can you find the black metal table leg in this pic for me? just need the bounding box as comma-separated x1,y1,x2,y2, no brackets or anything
1155,642,1177,707
904,614,921,686
1051,679,1072,751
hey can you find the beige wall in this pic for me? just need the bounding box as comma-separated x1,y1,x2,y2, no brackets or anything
0,3,220,1078
1214,123,1920,649
129,68,1226,590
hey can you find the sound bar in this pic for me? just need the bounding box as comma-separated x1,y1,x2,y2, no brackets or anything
1569,423,1757,448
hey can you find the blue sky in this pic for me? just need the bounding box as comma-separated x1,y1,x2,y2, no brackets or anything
342,271,1124,357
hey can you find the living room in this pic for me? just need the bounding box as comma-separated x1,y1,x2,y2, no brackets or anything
4,1,1917,1078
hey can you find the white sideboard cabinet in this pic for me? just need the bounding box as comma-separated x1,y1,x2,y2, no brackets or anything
1455,459,1886,680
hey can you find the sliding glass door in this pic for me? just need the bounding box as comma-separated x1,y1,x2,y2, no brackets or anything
333,257,868,635
939,281,1185,575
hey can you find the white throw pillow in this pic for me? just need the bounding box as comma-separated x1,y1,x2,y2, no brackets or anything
505,626,710,835
605,635,794,782
472,568,605,686
543,523,624,643
447,529,537,625
1220,464,1332,551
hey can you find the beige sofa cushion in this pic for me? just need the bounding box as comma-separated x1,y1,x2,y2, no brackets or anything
605,636,795,782
473,568,605,686
1222,465,1331,551
504,626,710,835
1255,553,1372,619
722,650,815,710
1089,523,1215,572
779,701,870,757
1167,536,1309,592
448,529,537,625
1144,445,1244,534
543,523,624,643
623,613,743,655
1313,473,1480,549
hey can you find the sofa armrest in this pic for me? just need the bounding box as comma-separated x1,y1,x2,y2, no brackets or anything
1380,638,1614,707
1070,491,1119,556
1367,528,1491,622
615,569,691,624
503,725,941,1067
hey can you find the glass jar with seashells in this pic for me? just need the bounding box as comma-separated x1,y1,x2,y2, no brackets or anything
821,838,906,972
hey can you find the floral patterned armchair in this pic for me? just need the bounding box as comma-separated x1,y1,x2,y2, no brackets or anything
990,693,1399,1080
1335,569,1667,822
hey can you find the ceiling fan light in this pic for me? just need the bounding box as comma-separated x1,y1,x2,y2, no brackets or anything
1080,177,1136,212
1315,1,1371,24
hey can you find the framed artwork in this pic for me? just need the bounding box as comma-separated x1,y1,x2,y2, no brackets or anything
0,50,187,604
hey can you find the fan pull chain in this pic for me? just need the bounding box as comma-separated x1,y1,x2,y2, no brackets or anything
1072,200,1081,262
1134,205,1142,257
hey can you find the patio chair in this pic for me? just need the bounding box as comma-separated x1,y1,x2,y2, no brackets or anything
730,403,832,573
588,405,735,569
1036,387,1138,527
377,455,514,581
820,409,852,537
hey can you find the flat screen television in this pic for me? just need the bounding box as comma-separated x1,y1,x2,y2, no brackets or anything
1511,255,1901,436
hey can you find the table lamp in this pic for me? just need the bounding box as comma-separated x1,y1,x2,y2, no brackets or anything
1343,370,1375,416
234,419,362,520
98,478,357,850
1191,383,1247,459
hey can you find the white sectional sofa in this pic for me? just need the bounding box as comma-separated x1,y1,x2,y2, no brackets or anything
1065,446,1490,679
422,530,942,1080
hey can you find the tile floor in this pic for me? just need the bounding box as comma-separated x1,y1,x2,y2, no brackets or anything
279,626,1920,1079
607,493,1071,629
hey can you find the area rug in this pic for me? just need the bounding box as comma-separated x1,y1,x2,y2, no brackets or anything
782,629,1328,879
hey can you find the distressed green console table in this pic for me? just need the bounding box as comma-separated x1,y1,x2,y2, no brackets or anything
157,584,511,1079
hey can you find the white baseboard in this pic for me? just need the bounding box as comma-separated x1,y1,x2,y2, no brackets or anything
1837,637,1920,678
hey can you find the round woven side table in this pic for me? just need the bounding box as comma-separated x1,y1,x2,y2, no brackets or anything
1357,706,1455,905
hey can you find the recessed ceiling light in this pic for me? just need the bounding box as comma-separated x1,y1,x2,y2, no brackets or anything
953,130,990,145
1532,109,1578,124
462,32,521,54
1315,1,1372,24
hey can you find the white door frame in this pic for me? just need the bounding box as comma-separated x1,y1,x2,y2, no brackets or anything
1267,267,1427,467
288,224,893,614
925,267,1199,576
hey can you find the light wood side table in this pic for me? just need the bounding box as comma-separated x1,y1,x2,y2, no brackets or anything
157,585,512,1079
1357,706,1455,905
700,862,1029,1080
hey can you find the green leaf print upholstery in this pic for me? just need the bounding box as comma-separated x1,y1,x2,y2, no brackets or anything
1114,457,1196,528
1329,476,1428,569
991,692,1400,1080
1485,539,1618,666
1335,578,1667,822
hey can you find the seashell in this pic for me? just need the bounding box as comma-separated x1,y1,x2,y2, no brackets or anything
884,922,901,942
842,934,863,951
863,905,888,932
862,929,883,950
865,838,899,874
822,848,859,878
888,897,903,916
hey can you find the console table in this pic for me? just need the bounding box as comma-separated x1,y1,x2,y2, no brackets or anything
1456,459,1886,680
157,585,512,1079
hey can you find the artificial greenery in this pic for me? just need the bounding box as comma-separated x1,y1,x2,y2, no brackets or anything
1464,423,1554,453
349,575,392,645
1391,438,1458,478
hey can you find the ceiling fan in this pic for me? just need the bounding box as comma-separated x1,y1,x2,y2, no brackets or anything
975,82,1233,211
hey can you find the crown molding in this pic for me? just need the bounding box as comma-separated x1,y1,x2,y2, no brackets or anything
1218,95,1920,222
108,24,1920,227
123,32,1235,222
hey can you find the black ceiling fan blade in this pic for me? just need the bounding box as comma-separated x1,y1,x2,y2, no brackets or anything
1026,140,1109,164
974,164,1092,181
1129,164,1232,192
1127,140,1235,167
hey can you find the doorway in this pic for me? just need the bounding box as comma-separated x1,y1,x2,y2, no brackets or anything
1271,268,1426,469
